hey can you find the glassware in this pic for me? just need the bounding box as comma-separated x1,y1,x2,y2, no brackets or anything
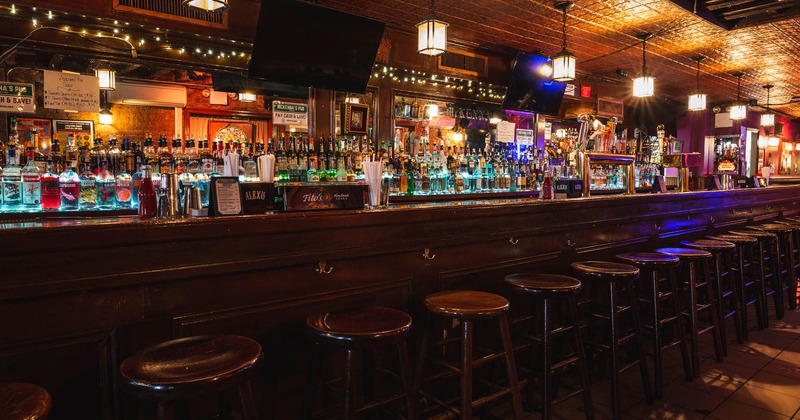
95,162,116,209
137,165,157,219
59,162,80,211
21,148,41,209
40,161,60,210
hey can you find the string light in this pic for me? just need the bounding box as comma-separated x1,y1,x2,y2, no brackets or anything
369,64,505,101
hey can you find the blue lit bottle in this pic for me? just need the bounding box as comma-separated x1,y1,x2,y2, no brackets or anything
59,162,80,211
3,147,22,209
95,160,116,209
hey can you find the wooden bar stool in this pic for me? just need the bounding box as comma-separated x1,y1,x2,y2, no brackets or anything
0,383,51,420
303,306,417,420
749,224,798,310
773,220,800,308
707,234,765,338
119,335,262,420
504,273,594,420
681,239,742,354
655,248,724,377
416,290,524,420
731,229,784,322
570,261,653,420
616,252,692,398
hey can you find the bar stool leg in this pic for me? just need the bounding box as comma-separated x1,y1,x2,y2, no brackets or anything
784,235,798,310
499,314,524,419
702,260,725,363
754,242,770,329
156,401,176,420
649,269,664,398
343,349,357,420
735,248,750,341
771,238,786,319
711,254,729,356
608,281,622,420
687,261,701,378
541,297,553,420
236,380,258,420
301,341,322,420
724,252,745,344
568,294,595,420
397,340,419,420
626,278,654,405
460,320,474,420
668,267,693,382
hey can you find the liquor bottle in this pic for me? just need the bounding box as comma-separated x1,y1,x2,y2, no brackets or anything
143,134,157,167
3,147,22,208
327,135,336,180
137,165,157,219
89,137,107,175
276,136,289,181
541,170,554,200
21,148,41,208
158,134,171,174
307,137,318,173
200,140,215,176
40,161,60,210
317,140,328,182
336,158,347,182
405,159,415,195
107,135,121,173
132,140,146,173
50,139,65,175
115,165,132,209
186,139,200,174
172,136,186,174
64,134,78,168
59,161,80,210
79,164,97,209
33,142,48,174
243,147,258,181
95,160,116,209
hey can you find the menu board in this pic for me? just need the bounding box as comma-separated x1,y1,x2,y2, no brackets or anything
43,70,100,112
53,120,94,144
208,177,243,216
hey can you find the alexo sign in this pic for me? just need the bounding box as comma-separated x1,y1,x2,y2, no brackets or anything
0,82,35,113
273,101,308,126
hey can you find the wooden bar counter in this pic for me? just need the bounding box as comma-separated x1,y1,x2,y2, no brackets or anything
2,186,800,418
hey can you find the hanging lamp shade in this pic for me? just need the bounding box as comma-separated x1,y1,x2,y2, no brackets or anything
552,2,576,82
730,73,746,120
417,16,448,56
633,34,654,98
182,0,229,13
688,56,706,111
761,84,775,127
95,65,116,91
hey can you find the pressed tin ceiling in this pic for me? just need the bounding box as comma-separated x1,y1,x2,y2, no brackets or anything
314,0,800,118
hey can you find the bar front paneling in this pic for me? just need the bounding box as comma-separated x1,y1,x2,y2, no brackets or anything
2,186,799,418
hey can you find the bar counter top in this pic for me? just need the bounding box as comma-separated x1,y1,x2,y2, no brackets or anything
3,185,800,419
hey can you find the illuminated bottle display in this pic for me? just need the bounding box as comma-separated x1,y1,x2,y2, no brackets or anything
21,148,41,208
40,161,60,210
59,162,80,210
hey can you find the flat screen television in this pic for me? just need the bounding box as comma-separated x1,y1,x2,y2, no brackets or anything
501,53,567,116
248,0,385,93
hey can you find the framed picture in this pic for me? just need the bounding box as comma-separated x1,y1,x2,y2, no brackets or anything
671,140,684,154
12,116,52,148
343,103,369,135
597,97,624,119
53,119,94,145
208,121,255,144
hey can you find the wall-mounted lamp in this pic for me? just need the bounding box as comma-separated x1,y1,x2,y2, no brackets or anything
238,92,256,103
99,109,113,125
95,63,116,91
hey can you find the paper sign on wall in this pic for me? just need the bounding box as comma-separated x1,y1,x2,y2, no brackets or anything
0,82,35,113
496,121,516,143
273,101,308,126
43,70,99,112
516,129,534,145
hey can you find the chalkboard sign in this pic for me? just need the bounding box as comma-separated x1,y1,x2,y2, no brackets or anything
240,182,275,214
208,177,243,217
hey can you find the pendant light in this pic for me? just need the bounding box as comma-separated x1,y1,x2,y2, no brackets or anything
730,73,747,120
687,56,706,111
761,84,775,127
417,0,448,56
552,2,576,82
95,63,116,91
182,0,229,13
632,33,654,98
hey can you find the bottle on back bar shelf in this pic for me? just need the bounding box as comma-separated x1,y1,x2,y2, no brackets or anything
186,139,200,175
137,165,157,219
59,162,80,211
41,160,60,210
21,148,41,209
51,139,65,175
107,135,121,173
64,134,78,169
95,160,116,209
541,170,554,200
89,137,107,175
116,163,132,209
159,134,172,174
3,147,22,209
172,136,186,174
79,164,97,209
143,134,157,168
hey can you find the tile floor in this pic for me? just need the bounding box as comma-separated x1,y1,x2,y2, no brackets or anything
540,306,800,420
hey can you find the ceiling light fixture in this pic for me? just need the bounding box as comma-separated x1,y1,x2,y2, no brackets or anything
632,33,654,98
238,92,256,103
182,0,229,13
552,1,576,82
95,63,116,91
761,84,775,127
730,73,747,120
417,0,448,56
688,56,706,111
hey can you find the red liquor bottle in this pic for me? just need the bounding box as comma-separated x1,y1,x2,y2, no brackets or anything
137,165,157,219
541,170,554,200
41,161,61,210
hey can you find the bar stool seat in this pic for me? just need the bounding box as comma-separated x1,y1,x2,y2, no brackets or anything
616,252,692,398
571,261,640,278
417,290,523,419
0,383,51,420
505,274,594,420
654,247,711,259
681,239,743,352
425,290,510,318
120,335,262,420
307,306,412,346
303,306,416,420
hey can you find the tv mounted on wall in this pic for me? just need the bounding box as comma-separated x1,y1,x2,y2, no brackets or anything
501,52,567,117
248,0,386,94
